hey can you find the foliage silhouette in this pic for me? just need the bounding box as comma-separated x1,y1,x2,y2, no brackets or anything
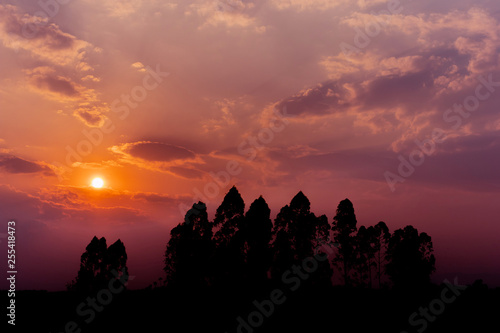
373,221,390,288
385,225,436,289
331,198,358,286
240,196,273,284
68,236,128,294
354,225,377,287
211,186,246,286
271,191,332,285
353,221,390,288
164,201,213,287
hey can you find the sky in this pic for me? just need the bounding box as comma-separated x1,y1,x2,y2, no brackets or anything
0,0,500,291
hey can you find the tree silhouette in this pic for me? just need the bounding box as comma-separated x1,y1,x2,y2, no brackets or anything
331,198,358,286
213,186,245,247
313,214,334,286
354,226,376,287
106,239,128,281
385,225,435,289
240,196,273,284
373,221,390,288
271,192,332,284
354,222,390,288
69,236,128,294
164,202,213,287
211,186,245,286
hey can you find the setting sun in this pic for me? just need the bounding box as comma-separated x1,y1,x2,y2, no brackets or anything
91,177,104,188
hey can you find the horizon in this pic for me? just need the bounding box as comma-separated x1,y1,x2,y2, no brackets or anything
1,0,500,295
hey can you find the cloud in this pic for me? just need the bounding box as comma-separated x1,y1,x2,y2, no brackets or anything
0,154,55,176
126,142,196,162
131,62,146,72
310,7,500,148
131,191,191,204
202,98,237,132
81,75,101,82
110,141,205,178
237,7,500,192
24,67,109,126
268,145,393,183
186,0,265,32
0,5,95,66
270,0,387,11
25,67,81,99
73,104,109,127
82,0,177,18
338,8,500,76
71,161,121,169
0,5,107,127
168,166,205,179
275,81,353,116
320,54,424,80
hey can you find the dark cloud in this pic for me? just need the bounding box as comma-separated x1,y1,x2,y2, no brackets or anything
276,81,351,116
31,74,79,97
0,154,54,176
356,71,435,110
74,108,105,127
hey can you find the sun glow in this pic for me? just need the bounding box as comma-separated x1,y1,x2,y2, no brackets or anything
91,177,104,188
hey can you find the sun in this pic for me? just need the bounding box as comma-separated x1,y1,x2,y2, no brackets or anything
91,177,104,188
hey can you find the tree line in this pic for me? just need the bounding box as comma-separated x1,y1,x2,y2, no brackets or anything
164,186,436,289
67,186,435,292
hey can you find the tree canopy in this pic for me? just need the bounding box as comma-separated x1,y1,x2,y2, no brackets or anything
68,236,128,294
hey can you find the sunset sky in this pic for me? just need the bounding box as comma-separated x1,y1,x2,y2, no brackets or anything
1,0,500,291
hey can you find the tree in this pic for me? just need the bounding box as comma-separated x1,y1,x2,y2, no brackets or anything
313,214,334,286
352,222,390,288
271,192,332,285
69,236,129,294
164,202,213,287
385,225,435,289
71,236,107,293
331,198,358,286
107,239,128,282
373,221,390,288
354,226,376,287
240,196,273,284
211,186,246,286
213,186,245,247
